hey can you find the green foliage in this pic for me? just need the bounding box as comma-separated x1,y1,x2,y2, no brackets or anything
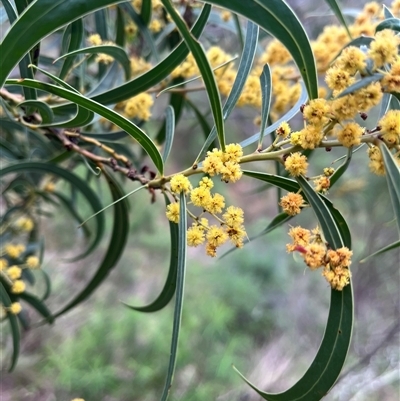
0,0,399,400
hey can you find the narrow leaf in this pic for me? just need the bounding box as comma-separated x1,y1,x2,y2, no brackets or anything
161,0,225,150
234,284,353,401
0,161,105,261
378,93,392,120
221,212,291,259
87,4,211,105
122,195,179,312
140,0,152,25
240,81,307,149
330,147,353,187
323,0,352,39
6,78,164,174
195,21,259,163
59,20,84,80
53,171,130,318
383,5,395,19
18,291,54,324
155,77,185,145
160,192,187,401
1,0,37,104
119,2,159,62
185,97,212,142
297,175,343,248
0,281,20,372
0,0,130,87
360,239,400,263
115,5,126,47
375,17,400,33
243,171,300,193
232,13,244,51
379,142,400,233
55,45,131,81
17,100,54,124
258,64,272,150
162,106,175,164
336,74,384,98
203,0,318,99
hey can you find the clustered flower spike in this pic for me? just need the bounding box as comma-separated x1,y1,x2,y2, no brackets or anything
203,143,243,183
165,148,247,257
286,226,352,291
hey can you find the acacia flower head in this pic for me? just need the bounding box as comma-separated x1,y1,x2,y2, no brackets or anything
279,192,305,216
170,174,192,194
11,280,26,294
290,125,324,149
325,67,354,92
354,82,383,112
368,146,385,175
286,226,311,252
221,161,243,183
124,93,154,121
199,177,214,189
322,265,351,291
206,225,229,248
284,152,308,177
225,225,247,248
276,121,291,138
379,110,400,147
166,202,180,223
304,243,326,270
369,29,400,67
0,258,8,270
204,193,225,214
303,98,330,127
327,247,353,268
26,256,40,269
314,176,331,193
336,122,364,147
205,243,217,257
95,53,114,65
15,217,34,232
187,226,206,247
5,244,25,259
223,206,244,227
190,186,212,208
9,302,22,315
335,46,367,75
381,59,400,92
88,34,102,46
203,149,224,176
6,266,22,280
323,167,335,176
223,143,243,163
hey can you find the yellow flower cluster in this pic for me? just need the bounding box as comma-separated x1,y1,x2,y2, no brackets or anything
203,143,243,183
165,147,247,257
286,226,352,291
87,34,115,65
284,152,308,177
367,146,385,175
4,243,25,259
1,242,41,296
279,192,305,216
123,93,154,121
130,56,152,77
379,110,400,148
14,217,34,232
8,302,22,315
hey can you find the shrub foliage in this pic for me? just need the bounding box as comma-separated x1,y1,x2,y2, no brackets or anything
0,0,399,400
